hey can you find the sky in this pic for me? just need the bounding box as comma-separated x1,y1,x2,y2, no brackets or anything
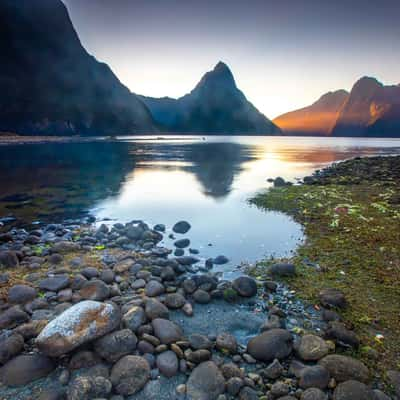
63,0,400,119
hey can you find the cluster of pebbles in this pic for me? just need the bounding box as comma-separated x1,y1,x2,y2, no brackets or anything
0,218,398,400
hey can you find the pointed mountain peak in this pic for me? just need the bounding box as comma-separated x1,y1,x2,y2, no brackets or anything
195,61,236,91
352,76,383,95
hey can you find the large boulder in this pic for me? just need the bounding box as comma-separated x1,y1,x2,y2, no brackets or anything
186,361,225,400
110,355,150,395
0,354,55,386
247,329,293,362
318,355,369,383
232,276,257,297
333,380,374,400
94,329,137,363
152,318,183,344
36,300,120,356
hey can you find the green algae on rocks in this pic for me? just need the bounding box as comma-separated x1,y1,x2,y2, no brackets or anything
249,156,400,375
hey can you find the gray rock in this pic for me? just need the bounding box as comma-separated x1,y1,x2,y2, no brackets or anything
193,289,211,304
165,293,186,309
271,381,290,397
173,221,191,234
0,251,19,269
333,380,374,400
122,306,146,332
296,335,329,361
387,370,400,397
8,284,37,304
110,355,150,395
186,361,225,400
79,280,110,301
372,389,392,400
94,329,138,362
0,354,55,386
145,280,165,297
319,288,347,309
299,365,330,389
232,276,257,297
36,300,120,356
156,350,179,377
326,322,359,348
189,333,212,350
262,358,283,379
145,298,169,320
0,306,29,329
39,275,70,292
301,388,328,400
247,329,293,362
239,386,259,400
318,355,369,383
152,318,183,344
0,332,24,364
100,269,115,284
213,255,229,265
81,267,100,279
226,377,244,396
216,333,237,354
67,375,112,400
269,263,296,276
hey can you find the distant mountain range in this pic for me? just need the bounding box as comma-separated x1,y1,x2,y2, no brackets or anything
274,77,400,137
139,62,280,135
0,0,399,136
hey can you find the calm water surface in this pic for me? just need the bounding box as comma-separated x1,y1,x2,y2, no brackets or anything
1,136,400,275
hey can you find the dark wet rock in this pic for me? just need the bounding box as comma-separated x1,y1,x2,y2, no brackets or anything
145,298,170,320
165,293,186,309
71,274,87,290
262,358,283,379
110,355,150,395
79,280,110,301
174,248,184,256
372,389,392,400
183,279,197,294
152,318,183,344
51,241,79,254
0,354,55,386
68,350,100,370
193,289,211,304
176,255,200,265
113,258,134,274
36,300,120,357
94,329,138,363
247,329,293,362
0,332,24,364
318,355,369,383
122,306,146,332
186,361,225,400
138,340,155,354
100,269,115,284
126,225,145,240
186,349,211,364
239,386,259,400
189,333,213,350
269,263,296,276
8,284,37,304
326,322,359,348
221,362,244,379
322,308,341,322
387,370,400,397
226,377,244,396
232,276,257,297
271,381,290,397
0,251,19,268
213,255,229,265
173,221,191,234
299,365,330,389
296,334,329,361
37,387,66,400
154,224,166,232
131,278,146,289
156,350,179,377
48,253,63,264
301,388,328,400
0,306,29,329
39,275,70,292
67,375,112,400
333,380,374,400
145,280,165,297
81,266,100,279
319,288,347,309
174,238,190,248
274,176,286,187
161,266,177,281
0,272,10,284
216,333,237,353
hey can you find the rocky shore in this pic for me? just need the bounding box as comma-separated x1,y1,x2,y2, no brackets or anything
0,134,108,146
0,211,397,400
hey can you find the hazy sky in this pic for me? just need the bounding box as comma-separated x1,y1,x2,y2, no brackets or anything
63,0,400,119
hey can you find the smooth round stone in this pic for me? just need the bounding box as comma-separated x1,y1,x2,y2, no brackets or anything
8,284,37,304
333,380,374,400
299,365,330,389
152,318,183,344
216,333,237,354
296,335,329,361
145,280,165,297
193,289,211,304
318,355,369,383
172,221,191,234
165,293,186,309
232,276,257,297
156,351,179,377
174,238,190,249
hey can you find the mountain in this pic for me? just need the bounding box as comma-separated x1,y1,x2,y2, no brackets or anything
140,62,280,135
273,90,349,136
0,0,157,135
331,77,400,137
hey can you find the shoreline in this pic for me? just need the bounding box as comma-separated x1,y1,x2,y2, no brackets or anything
0,156,398,399
0,134,109,146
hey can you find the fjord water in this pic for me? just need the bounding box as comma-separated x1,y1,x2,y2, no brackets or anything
1,136,399,275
